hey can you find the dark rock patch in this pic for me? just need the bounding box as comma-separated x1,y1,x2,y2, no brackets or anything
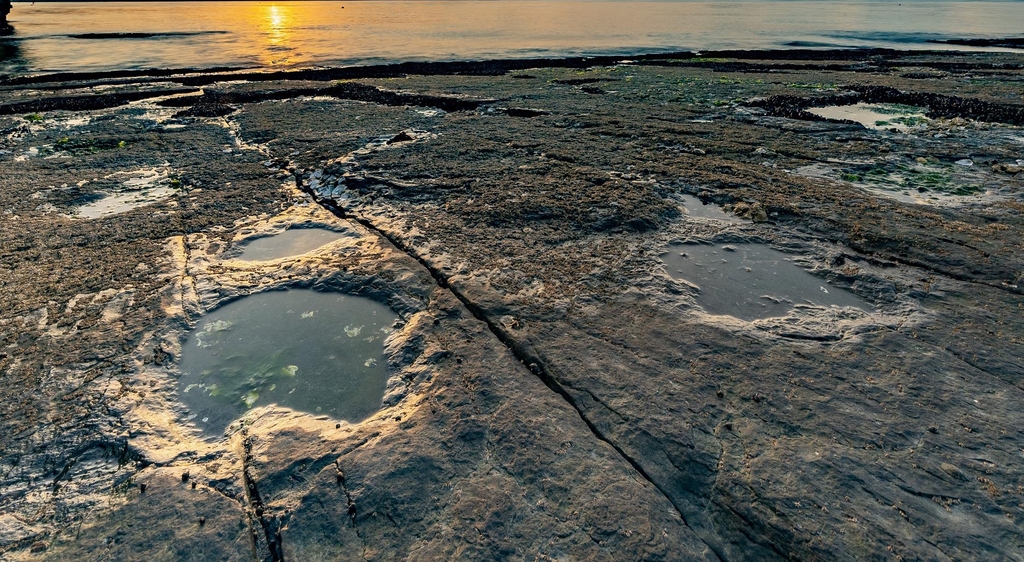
505,107,550,117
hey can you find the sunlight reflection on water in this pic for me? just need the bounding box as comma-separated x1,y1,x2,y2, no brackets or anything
263,5,294,65
1,1,1022,74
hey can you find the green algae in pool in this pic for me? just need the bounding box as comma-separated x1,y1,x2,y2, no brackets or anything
177,290,398,435
236,228,346,261
662,243,870,321
806,103,928,132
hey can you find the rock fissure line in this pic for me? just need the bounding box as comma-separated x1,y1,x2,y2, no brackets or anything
941,344,1019,386
294,174,727,561
241,433,284,562
334,459,370,562
175,235,198,324
334,460,357,528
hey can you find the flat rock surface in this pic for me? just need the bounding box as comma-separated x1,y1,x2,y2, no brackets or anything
1,49,1022,560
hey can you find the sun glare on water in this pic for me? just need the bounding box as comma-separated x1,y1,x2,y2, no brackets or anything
260,4,296,65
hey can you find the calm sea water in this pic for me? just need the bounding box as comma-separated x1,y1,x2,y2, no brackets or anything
1,1,1022,75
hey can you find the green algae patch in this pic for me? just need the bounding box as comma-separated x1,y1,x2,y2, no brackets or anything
844,161,986,197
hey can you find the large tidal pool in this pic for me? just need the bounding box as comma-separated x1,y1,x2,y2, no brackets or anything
177,289,398,435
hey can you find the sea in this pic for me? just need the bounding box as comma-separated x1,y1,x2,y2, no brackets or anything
1,1,1023,75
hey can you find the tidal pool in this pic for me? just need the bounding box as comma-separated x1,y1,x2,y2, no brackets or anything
807,103,928,131
680,194,740,222
236,228,346,261
177,289,398,435
73,186,178,219
662,243,870,321
795,160,992,207
71,167,178,219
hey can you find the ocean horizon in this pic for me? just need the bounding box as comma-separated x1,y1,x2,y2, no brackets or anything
2,0,1023,75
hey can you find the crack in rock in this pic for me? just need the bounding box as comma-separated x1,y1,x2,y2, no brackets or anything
241,432,284,562
334,460,357,528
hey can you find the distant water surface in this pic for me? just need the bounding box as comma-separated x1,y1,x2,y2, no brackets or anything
2,1,1023,74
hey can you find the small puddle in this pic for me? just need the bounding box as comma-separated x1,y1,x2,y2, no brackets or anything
236,228,346,261
680,194,740,222
662,243,870,321
74,187,178,219
177,290,398,435
807,103,928,131
71,167,177,219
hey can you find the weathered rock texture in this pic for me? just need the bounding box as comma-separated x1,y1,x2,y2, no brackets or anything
1,49,1023,560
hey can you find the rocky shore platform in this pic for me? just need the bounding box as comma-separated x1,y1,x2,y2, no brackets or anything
1,48,1022,561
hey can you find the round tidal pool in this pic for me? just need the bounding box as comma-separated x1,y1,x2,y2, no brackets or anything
177,290,398,435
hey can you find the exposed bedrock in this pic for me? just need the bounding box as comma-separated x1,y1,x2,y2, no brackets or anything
1,49,1023,560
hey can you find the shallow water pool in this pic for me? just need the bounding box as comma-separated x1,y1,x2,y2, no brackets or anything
807,103,928,131
71,168,177,219
177,289,398,435
662,243,870,321
680,194,739,222
236,228,346,261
